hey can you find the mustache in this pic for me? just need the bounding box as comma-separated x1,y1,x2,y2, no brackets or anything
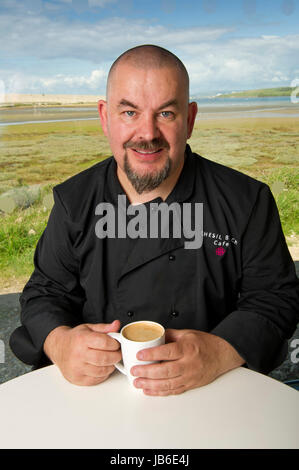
124,138,170,151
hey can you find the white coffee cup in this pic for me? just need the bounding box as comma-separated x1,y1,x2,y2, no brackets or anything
108,320,165,386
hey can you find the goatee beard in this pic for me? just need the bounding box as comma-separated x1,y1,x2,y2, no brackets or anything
124,151,171,194
123,138,171,194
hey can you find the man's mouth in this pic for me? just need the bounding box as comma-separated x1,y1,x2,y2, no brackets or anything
132,148,162,155
131,148,164,161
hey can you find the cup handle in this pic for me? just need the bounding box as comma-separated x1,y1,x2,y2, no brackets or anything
107,332,126,375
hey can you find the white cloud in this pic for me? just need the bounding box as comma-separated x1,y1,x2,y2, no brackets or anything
0,13,233,62
1,9,298,93
5,69,107,94
88,0,117,6
181,34,299,92
261,35,280,40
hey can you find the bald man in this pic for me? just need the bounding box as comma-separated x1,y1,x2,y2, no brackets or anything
10,45,299,395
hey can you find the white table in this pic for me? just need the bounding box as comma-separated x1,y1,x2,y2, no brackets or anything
0,365,298,449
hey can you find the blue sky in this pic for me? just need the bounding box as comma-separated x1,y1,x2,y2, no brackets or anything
0,0,298,96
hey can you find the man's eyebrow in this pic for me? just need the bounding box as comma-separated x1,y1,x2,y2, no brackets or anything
117,99,139,109
117,98,179,110
157,99,179,110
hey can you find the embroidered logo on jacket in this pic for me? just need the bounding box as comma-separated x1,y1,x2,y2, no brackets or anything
202,231,239,254
216,247,226,256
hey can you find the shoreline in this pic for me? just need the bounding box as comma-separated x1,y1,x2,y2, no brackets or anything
0,102,99,111
1,103,299,126
1,102,298,110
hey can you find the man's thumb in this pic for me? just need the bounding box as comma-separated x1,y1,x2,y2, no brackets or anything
87,320,121,334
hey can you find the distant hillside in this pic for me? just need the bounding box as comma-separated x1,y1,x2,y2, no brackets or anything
216,87,295,98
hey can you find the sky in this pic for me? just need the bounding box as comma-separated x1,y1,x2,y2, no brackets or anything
0,0,298,96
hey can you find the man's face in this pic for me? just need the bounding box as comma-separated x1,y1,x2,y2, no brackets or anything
98,62,197,194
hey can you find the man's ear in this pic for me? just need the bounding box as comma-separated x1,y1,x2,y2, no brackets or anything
98,100,108,136
187,101,198,139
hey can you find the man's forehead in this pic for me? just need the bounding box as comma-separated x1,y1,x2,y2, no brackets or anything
107,63,185,100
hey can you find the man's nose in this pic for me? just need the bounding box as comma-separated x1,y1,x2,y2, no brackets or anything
137,114,160,141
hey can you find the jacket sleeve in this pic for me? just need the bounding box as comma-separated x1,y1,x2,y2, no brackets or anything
9,188,85,366
211,183,299,374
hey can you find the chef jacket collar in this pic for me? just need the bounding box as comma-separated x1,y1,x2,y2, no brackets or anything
104,144,196,207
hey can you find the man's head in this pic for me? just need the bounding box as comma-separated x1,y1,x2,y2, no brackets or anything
106,44,190,102
98,45,197,195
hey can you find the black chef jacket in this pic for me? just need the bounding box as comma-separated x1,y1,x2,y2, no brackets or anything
10,145,299,374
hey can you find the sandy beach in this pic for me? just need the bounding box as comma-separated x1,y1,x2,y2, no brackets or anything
2,93,105,105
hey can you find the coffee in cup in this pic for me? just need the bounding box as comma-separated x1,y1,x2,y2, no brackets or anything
122,322,163,342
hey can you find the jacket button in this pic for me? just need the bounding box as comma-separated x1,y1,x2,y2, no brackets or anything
127,311,134,317
169,254,176,261
171,311,179,317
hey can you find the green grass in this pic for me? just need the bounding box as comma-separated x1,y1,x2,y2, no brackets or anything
0,205,49,278
258,168,299,235
0,115,298,287
0,120,109,194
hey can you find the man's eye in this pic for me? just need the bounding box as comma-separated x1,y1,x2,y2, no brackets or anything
125,111,135,117
161,111,173,118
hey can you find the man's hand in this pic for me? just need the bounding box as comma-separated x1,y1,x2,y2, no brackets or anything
130,329,245,396
43,320,122,386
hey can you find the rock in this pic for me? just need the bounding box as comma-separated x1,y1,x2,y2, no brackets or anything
0,185,41,214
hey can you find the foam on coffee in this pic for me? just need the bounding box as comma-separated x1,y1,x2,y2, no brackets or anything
123,322,163,342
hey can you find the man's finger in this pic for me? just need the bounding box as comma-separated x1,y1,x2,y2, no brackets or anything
86,331,121,351
86,320,121,333
131,360,182,379
85,348,122,366
136,341,182,362
83,363,115,378
143,385,186,397
134,375,183,392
